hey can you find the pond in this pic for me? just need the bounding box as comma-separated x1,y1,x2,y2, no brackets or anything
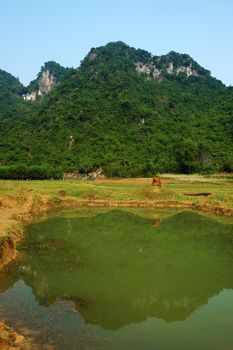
0,209,233,349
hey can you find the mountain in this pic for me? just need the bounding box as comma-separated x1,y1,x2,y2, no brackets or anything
0,69,24,96
0,42,233,178
0,68,27,118
23,61,74,101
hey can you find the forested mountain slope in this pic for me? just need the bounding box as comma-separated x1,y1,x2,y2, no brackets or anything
0,42,233,178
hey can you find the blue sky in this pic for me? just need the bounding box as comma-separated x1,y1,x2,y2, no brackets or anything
1,0,232,86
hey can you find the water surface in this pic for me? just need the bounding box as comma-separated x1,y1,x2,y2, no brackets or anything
0,209,233,349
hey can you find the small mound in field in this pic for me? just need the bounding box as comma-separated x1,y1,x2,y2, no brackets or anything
183,192,211,197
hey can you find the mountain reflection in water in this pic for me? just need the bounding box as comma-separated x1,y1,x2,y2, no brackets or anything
1,210,232,333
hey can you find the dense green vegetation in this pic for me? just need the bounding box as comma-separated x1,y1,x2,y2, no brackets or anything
0,68,29,119
0,42,233,178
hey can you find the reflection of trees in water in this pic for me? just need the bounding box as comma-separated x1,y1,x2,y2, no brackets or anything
1,210,233,330
0,270,18,294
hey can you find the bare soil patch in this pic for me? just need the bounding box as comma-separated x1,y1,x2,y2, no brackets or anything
183,192,211,197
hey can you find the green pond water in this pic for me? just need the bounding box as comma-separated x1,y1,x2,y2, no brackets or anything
0,209,233,349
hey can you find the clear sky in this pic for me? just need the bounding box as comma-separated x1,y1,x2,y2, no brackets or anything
1,0,232,86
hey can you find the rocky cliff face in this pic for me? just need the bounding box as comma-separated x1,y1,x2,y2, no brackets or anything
38,69,56,95
23,70,55,101
135,59,200,80
23,61,73,101
23,91,37,102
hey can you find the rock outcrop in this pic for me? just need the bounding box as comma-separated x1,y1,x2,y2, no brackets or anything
23,70,56,101
135,60,199,80
23,61,73,101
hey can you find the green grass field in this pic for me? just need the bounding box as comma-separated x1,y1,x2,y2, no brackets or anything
0,174,232,208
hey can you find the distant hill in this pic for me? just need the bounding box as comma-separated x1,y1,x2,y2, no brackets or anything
0,42,233,178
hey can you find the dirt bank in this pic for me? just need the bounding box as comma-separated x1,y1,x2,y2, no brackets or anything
0,321,30,350
0,191,61,270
